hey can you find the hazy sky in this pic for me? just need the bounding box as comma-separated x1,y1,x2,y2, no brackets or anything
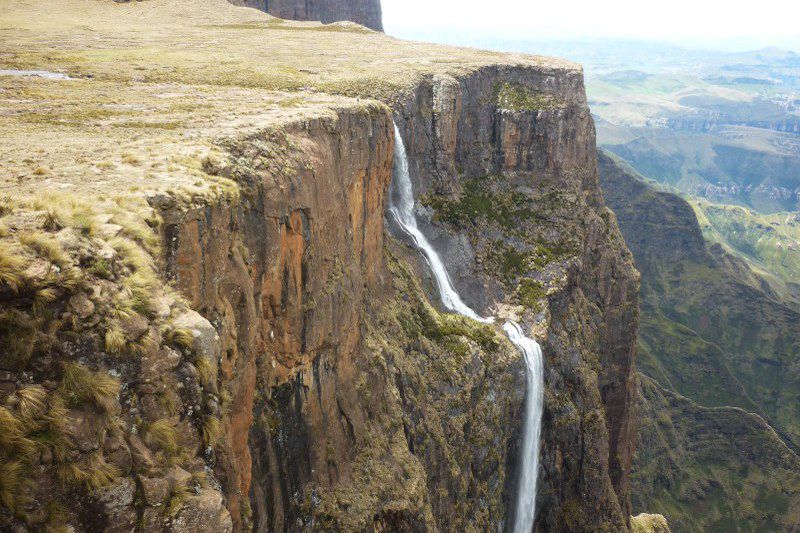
382,0,800,49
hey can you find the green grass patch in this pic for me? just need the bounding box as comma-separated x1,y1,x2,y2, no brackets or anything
518,279,546,311
422,177,539,232
495,82,562,112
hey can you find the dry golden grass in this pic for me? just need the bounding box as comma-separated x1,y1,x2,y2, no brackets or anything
104,324,126,355
166,327,195,351
143,418,180,458
0,388,71,514
201,416,221,448
165,484,192,517
0,0,576,202
58,450,120,490
19,232,70,268
58,362,120,413
0,243,26,293
0,460,28,514
16,385,48,423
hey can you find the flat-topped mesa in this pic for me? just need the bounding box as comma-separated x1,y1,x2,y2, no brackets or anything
0,1,639,531
229,0,384,32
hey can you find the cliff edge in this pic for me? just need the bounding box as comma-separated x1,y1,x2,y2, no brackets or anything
0,1,638,530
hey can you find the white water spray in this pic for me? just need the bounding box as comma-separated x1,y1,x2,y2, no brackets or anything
389,123,544,532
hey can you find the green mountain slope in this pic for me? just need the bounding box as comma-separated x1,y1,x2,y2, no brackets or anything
692,199,800,303
599,150,800,530
635,373,800,532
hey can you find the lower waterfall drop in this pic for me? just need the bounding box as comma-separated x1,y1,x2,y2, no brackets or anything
504,322,544,533
388,122,545,532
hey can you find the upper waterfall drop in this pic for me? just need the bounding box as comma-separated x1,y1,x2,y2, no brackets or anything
388,121,545,532
387,122,492,324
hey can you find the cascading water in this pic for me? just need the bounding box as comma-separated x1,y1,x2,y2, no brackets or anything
503,322,544,533
386,123,490,324
388,122,544,532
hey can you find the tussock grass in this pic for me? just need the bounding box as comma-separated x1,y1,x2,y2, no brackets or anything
70,212,97,236
124,270,160,318
32,286,58,314
157,391,180,418
19,232,70,268
165,482,192,517
110,211,159,254
109,236,154,275
0,388,70,515
0,406,36,457
0,309,41,368
195,356,214,388
58,267,84,293
201,416,220,448
29,396,70,463
166,327,194,351
143,418,179,458
30,193,98,236
0,243,26,293
88,257,112,279
104,323,126,355
127,331,158,359
120,152,141,166
43,500,69,531
42,209,65,231
190,469,209,488
16,385,48,423
0,368,118,516
59,362,120,413
58,450,119,490
0,460,28,514
0,195,15,217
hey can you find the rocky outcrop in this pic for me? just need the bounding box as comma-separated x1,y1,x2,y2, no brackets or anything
631,512,671,533
228,0,384,31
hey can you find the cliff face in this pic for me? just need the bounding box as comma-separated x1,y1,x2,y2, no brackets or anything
228,0,384,31
0,1,640,531
599,151,800,530
391,70,641,531
157,64,641,532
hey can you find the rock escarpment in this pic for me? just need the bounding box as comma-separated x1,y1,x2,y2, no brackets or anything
157,64,641,533
0,1,640,531
229,0,384,31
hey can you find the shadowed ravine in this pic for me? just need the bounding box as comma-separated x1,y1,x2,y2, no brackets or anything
388,123,544,532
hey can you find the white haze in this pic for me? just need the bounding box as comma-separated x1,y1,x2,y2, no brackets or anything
382,0,800,51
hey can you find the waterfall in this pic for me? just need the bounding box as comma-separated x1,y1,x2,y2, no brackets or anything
388,122,544,532
387,123,491,324
504,322,544,533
